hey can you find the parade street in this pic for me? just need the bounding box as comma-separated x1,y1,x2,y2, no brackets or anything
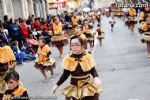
16,16,150,100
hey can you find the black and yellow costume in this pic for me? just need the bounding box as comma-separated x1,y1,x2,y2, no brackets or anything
71,16,79,25
0,46,16,99
70,33,86,41
0,45,16,70
82,28,94,43
3,85,29,100
0,70,8,99
56,52,102,100
140,23,150,43
97,27,105,40
89,16,96,24
78,33,86,41
96,15,101,23
67,29,76,38
139,11,150,23
125,8,137,25
51,22,68,47
128,8,136,17
112,7,124,17
65,25,77,38
35,44,55,72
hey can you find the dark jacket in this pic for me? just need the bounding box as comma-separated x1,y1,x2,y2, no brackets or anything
11,46,18,56
8,24,20,36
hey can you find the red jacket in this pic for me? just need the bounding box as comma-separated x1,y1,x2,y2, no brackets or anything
42,24,48,31
20,23,28,37
33,21,41,31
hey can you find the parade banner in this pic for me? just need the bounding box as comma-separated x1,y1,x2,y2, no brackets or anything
56,1,67,12
49,0,66,13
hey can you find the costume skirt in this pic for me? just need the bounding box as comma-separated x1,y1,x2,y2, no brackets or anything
62,77,102,100
51,35,68,47
97,34,105,39
140,33,150,43
34,58,56,71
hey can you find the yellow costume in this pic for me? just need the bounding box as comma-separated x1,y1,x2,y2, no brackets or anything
0,46,16,98
66,29,76,38
0,72,8,96
0,46,16,64
140,12,145,21
53,22,62,33
51,22,68,47
79,33,86,40
97,27,105,39
3,85,29,100
36,45,50,62
139,11,150,22
82,28,93,42
71,16,79,25
35,45,55,70
141,23,150,32
140,23,150,43
112,8,124,17
125,8,137,25
128,8,136,16
59,53,102,99
63,53,95,72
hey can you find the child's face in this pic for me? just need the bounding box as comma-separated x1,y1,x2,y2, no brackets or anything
7,79,19,90
70,39,82,54
55,18,59,23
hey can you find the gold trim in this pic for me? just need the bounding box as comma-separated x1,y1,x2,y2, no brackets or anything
71,75,90,79
62,77,102,99
62,53,95,72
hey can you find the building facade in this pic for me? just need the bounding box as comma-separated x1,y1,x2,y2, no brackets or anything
0,0,49,20
0,0,118,20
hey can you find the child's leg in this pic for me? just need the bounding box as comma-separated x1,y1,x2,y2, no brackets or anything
57,46,63,57
18,52,25,64
99,39,102,46
24,54,35,60
40,69,48,82
28,47,36,55
147,42,150,57
89,41,93,51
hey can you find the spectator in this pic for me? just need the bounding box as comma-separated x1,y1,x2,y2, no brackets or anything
8,18,22,48
47,15,51,24
0,28,9,45
65,12,71,23
26,15,33,25
27,35,39,51
20,19,29,38
32,18,41,31
41,20,48,32
22,38,36,55
3,15,9,29
11,41,35,64
11,41,25,64
27,25,33,35
41,28,49,37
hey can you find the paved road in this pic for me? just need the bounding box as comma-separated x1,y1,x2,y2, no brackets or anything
16,16,150,100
